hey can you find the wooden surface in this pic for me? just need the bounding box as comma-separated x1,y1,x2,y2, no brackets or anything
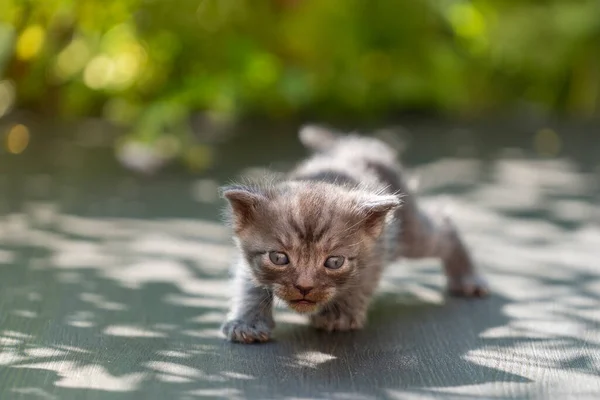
1,127,600,399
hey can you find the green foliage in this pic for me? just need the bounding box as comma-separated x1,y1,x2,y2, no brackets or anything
1,0,600,162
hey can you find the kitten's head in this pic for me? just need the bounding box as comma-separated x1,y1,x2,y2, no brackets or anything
221,181,400,314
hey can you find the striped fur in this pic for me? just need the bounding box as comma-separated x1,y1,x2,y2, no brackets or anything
221,126,489,343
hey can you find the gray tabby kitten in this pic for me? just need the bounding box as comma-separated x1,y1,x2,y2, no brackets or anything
221,126,488,343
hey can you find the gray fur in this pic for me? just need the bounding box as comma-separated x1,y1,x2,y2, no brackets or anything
221,126,489,343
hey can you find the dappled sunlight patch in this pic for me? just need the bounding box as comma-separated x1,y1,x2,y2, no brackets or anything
65,311,95,329
80,293,127,311
190,311,226,324
289,351,337,369
181,328,221,339
58,215,133,239
2,331,33,339
102,259,195,289
180,279,231,297
22,202,59,226
500,278,575,301
412,158,482,193
57,271,84,285
10,388,57,398
52,241,120,269
220,371,254,380
164,294,228,310
416,382,532,399
551,199,598,223
103,325,166,338
0,337,20,346
561,295,599,308
156,374,192,383
185,388,243,399
510,320,585,339
156,350,192,359
54,365,145,392
1,346,67,366
465,340,600,381
157,219,230,242
67,320,95,328
463,158,592,213
0,350,27,365
56,345,92,354
129,232,233,268
25,348,68,359
146,361,220,382
571,226,600,247
189,344,219,355
11,310,37,318
0,249,15,264
0,214,30,241
144,361,250,384
470,181,542,213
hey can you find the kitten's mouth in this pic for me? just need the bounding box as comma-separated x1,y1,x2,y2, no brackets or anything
288,298,318,313
290,299,315,306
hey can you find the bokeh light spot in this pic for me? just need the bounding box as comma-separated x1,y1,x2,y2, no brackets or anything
54,38,91,81
6,124,30,154
534,128,561,157
0,80,15,118
84,55,115,90
16,25,45,61
449,3,486,39
245,53,281,89
111,51,141,88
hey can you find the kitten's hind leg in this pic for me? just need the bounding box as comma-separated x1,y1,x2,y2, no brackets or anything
221,266,275,343
399,206,489,297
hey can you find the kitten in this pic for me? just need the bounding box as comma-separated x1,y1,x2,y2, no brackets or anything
220,126,488,343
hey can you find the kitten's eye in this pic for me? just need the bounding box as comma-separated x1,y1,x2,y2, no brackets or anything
324,256,345,270
268,251,289,266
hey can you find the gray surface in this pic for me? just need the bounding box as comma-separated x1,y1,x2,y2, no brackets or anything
1,125,600,399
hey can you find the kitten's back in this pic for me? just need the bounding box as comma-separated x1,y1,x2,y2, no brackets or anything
292,126,403,195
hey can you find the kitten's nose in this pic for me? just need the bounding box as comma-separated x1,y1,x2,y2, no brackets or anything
294,284,313,296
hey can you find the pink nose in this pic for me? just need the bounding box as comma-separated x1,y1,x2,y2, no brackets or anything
294,284,313,296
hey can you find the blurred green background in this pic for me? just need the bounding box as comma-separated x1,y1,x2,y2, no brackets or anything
1,0,599,167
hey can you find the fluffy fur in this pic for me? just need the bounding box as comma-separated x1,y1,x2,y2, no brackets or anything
220,126,488,343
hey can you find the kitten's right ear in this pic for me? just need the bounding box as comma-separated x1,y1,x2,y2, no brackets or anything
357,194,402,239
220,185,266,232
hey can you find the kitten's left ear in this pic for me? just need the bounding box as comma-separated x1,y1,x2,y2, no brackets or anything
357,195,402,238
220,185,267,233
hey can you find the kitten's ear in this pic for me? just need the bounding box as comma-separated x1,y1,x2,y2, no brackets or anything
357,195,402,238
220,185,267,232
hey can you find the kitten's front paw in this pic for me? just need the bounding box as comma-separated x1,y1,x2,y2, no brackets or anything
310,312,365,332
448,274,489,297
221,319,272,344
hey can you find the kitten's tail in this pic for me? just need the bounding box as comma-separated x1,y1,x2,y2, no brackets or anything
298,124,339,152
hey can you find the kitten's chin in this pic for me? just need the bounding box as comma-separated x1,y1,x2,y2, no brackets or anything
287,300,320,314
